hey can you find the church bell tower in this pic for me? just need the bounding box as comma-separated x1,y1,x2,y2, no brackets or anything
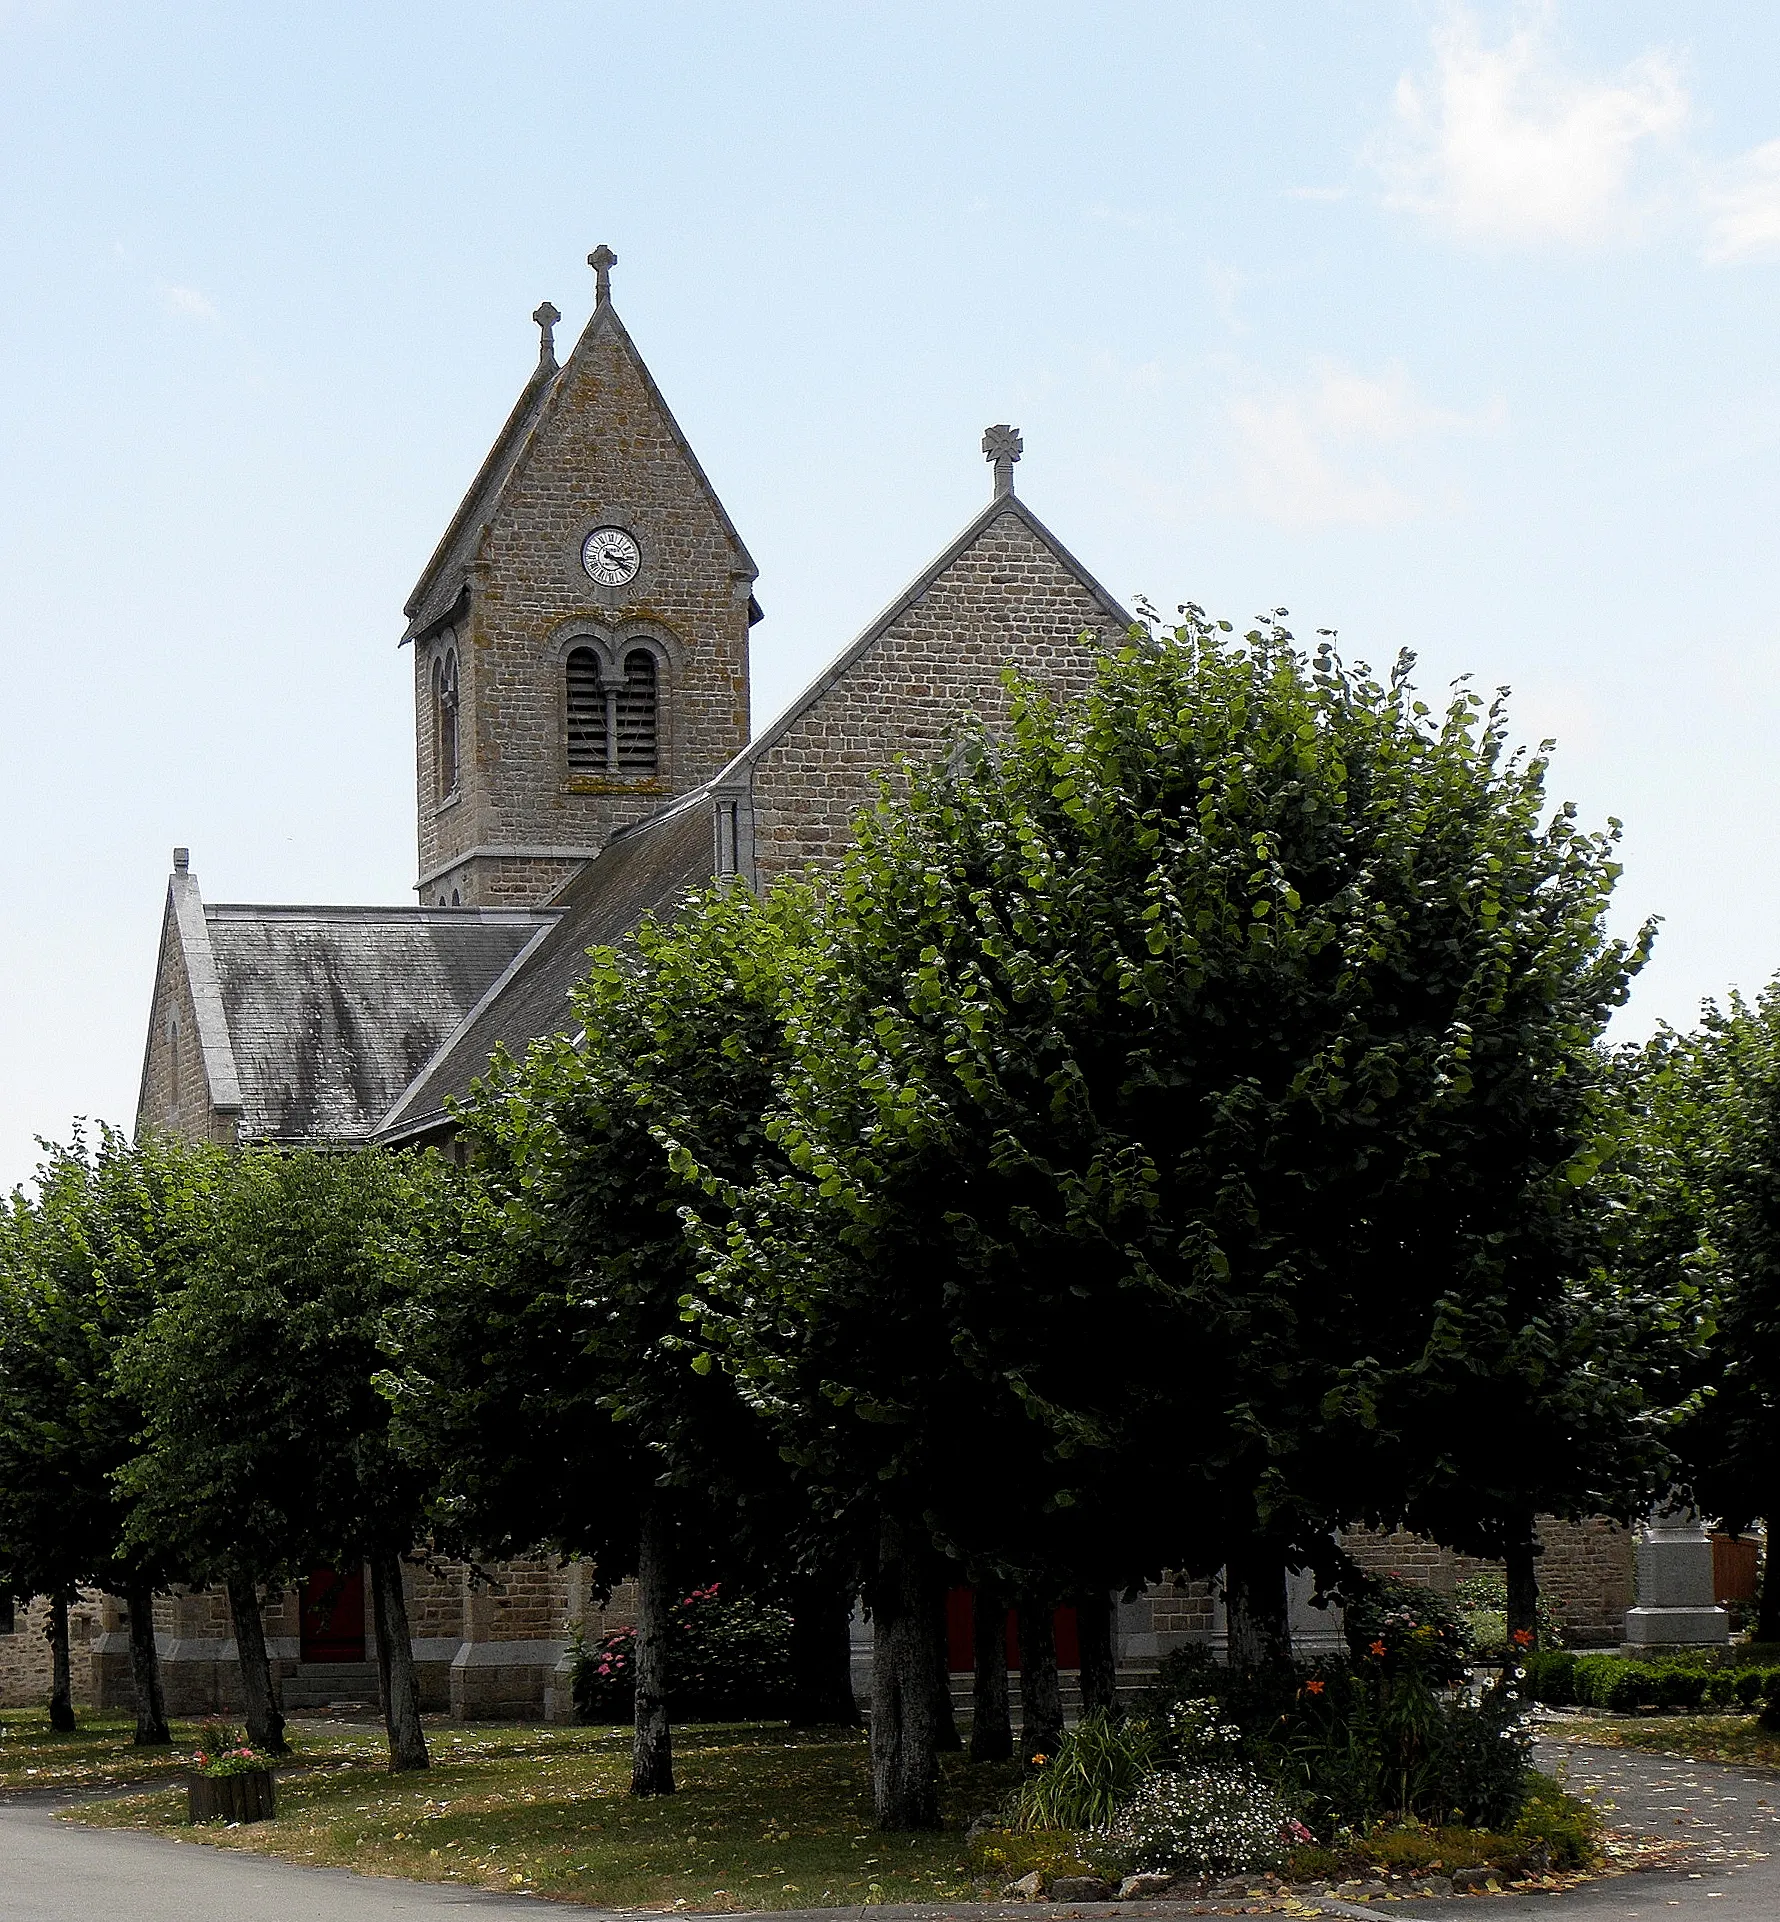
401,246,760,908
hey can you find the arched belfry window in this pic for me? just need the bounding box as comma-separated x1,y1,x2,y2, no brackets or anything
566,647,607,769
433,644,460,800
616,648,658,775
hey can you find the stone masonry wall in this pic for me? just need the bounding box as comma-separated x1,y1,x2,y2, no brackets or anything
415,311,752,906
0,1594,103,1710
750,510,1124,888
1342,1516,1636,1646
136,895,237,1145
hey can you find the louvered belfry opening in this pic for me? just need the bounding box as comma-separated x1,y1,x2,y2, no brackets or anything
565,647,607,769
615,648,659,774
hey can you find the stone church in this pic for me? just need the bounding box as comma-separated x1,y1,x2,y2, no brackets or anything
17,248,1638,1721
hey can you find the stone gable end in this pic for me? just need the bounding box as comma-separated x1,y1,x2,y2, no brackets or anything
748,510,1126,887
416,310,754,906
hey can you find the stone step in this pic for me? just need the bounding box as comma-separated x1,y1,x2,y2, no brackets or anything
281,1661,379,1708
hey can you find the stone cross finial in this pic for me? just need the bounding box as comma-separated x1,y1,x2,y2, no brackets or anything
173,847,189,873
532,300,561,364
983,423,1023,498
589,244,618,305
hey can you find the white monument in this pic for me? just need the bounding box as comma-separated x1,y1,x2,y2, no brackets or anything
1623,1506,1730,1648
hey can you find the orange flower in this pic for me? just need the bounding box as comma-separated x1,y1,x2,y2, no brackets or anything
1511,1628,1535,1647
1304,1678,1326,1695
1369,1639,1388,1657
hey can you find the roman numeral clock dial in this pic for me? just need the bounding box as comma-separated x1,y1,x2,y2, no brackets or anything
581,525,641,587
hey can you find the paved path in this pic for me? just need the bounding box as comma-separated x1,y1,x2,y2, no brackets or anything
3,1734,1778,1920
0,1787,549,1922
1383,1737,1780,1921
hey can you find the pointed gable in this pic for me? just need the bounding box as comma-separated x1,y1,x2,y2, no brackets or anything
722,464,1132,890
406,253,761,908
136,853,244,1145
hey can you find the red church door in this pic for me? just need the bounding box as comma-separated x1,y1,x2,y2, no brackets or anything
945,1587,1079,1672
300,1566,366,1662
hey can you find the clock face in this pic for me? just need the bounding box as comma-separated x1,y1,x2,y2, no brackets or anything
581,525,641,587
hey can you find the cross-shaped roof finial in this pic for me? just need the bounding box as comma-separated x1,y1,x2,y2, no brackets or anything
589,244,618,306
983,423,1023,499
532,300,561,366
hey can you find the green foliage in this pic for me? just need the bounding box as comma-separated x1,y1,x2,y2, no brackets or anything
689,615,1670,1614
1450,1573,1564,1656
0,1126,220,1601
117,1144,439,1578
1140,1647,1531,1836
393,882,825,1579
1523,1651,1780,1713
1339,1573,1470,1685
570,1584,796,1723
1012,1710,1161,1833
189,1721,272,1777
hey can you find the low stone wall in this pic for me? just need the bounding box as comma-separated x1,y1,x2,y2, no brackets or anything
0,1594,102,1711
1341,1515,1636,1646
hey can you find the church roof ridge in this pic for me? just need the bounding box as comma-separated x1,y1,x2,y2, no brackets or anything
713,478,1133,791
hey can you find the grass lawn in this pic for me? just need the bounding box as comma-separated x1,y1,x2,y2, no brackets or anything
0,1708,385,1793
1546,1710,1780,1772
67,1720,1020,1909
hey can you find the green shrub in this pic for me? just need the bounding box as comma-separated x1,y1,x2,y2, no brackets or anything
1141,1652,1531,1836
1704,1671,1738,1706
1340,1572,1470,1685
1451,1574,1565,1653
1522,1650,1576,1705
1014,1709,1162,1833
1571,1655,1625,1709
570,1583,795,1722
1734,1668,1766,1706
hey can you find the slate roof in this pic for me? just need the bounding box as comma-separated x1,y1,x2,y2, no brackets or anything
204,905,557,1142
375,791,717,1142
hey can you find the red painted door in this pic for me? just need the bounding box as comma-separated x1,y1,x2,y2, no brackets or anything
944,1586,1080,1672
300,1566,366,1662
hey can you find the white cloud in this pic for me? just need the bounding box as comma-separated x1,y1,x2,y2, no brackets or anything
1225,359,1492,530
1376,5,1687,246
1703,140,1780,264
157,282,219,323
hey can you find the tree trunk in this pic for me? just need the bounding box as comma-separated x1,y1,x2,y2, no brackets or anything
787,1573,860,1725
227,1573,288,1756
631,1500,675,1796
929,1576,962,1752
1224,1539,1292,1669
868,1512,939,1830
1075,1589,1118,1716
47,1593,75,1732
1504,1518,1542,1653
369,1550,429,1772
1759,1522,1780,1644
969,1584,1012,1762
1016,1599,1063,1765
123,1581,170,1745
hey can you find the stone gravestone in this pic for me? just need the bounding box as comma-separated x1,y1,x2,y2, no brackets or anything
1624,1506,1730,1648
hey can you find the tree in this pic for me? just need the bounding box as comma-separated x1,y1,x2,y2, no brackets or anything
691,613,1652,1821
0,1126,216,1743
392,881,842,1800
118,1145,439,1770
1652,985,1780,1631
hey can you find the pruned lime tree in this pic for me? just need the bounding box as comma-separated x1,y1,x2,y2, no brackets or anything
0,1126,217,1741
389,881,846,1800
118,1145,442,1771
689,612,1659,1827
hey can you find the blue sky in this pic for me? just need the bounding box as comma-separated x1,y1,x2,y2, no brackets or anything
3,1,1779,1190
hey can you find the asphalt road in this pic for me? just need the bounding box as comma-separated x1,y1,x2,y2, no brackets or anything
2,1735,1776,1921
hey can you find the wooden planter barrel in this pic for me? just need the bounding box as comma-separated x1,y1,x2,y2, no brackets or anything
187,1767,276,1824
